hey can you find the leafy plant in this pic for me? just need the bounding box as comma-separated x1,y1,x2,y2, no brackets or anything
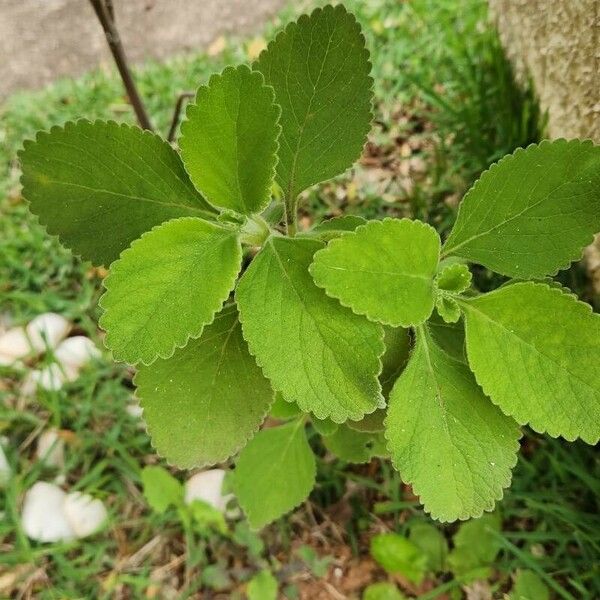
18,4,600,530
370,533,428,583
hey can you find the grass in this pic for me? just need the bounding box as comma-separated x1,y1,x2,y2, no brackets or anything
1,0,598,598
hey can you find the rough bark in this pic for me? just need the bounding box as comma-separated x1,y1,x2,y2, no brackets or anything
490,0,600,295
489,0,599,143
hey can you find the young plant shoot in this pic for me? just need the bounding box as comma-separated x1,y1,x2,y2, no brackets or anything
19,4,600,529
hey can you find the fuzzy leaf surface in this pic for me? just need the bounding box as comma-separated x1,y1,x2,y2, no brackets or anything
310,219,440,326
234,420,316,529
100,217,241,365
136,305,273,468
19,120,214,266
461,282,600,444
180,65,280,215
443,140,600,278
385,327,520,521
236,236,384,422
254,4,373,201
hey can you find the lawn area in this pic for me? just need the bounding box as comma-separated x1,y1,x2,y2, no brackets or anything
1,1,598,598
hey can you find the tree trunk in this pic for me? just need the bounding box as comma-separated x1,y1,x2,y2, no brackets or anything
489,0,599,142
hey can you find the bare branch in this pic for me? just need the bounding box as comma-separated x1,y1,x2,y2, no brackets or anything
89,0,153,131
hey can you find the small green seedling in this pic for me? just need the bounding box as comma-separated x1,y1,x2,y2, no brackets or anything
141,465,226,534
19,4,600,528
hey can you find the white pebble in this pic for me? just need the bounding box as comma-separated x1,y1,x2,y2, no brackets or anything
21,482,75,543
23,364,67,394
126,401,144,418
0,444,10,486
0,327,31,363
184,469,232,512
26,313,70,353
54,336,100,372
63,491,108,538
36,429,65,468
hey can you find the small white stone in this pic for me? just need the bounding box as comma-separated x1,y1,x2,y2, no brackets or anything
21,482,75,543
184,469,232,512
0,444,10,486
36,429,65,468
63,491,108,538
0,327,31,363
26,313,70,353
126,402,144,418
54,336,100,372
24,364,67,393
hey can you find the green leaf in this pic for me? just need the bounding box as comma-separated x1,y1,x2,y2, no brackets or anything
370,533,428,583
427,312,467,364
189,500,227,534
379,326,411,398
510,570,550,600
311,417,339,436
237,236,384,422
435,263,471,293
99,217,242,365
234,420,316,529
461,282,600,444
347,409,386,433
310,219,440,327
310,215,368,239
408,521,448,572
447,513,501,582
135,305,273,469
443,140,600,278
270,393,302,420
363,582,406,600
180,65,280,215
255,4,373,201
233,521,264,557
19,120,214,266
385,327,521,522
435,295,461,324
296,545,332,577
247,570,278,600
323,424,386,463
141,466,183,513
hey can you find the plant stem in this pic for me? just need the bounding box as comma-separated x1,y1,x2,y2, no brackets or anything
89,0,153,131
167,92,195,143
284,196,298,236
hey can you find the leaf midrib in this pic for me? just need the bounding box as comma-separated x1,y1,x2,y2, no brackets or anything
442,166,591,258
37,178,210,215
267,238,376,413
461,300,599,398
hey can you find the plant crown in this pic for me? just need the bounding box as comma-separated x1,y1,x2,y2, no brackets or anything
19,4,600,528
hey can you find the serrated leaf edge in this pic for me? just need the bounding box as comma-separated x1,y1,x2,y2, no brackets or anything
460,281,600,445
253,3,375,200
383,332,521,522
98,216,242,366
236,419,317,529
180,64,282,216
442,138,600,278
132,308,276,470
18,118,215,267
236,236,386,423
309,217,440,328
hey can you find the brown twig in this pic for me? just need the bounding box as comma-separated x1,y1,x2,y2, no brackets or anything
89,0,153,131
167,92,195,143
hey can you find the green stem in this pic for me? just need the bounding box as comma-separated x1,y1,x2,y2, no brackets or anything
239,214,271,246
284,195,298,236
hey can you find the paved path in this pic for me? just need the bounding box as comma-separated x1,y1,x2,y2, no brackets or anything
0,0,288,98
